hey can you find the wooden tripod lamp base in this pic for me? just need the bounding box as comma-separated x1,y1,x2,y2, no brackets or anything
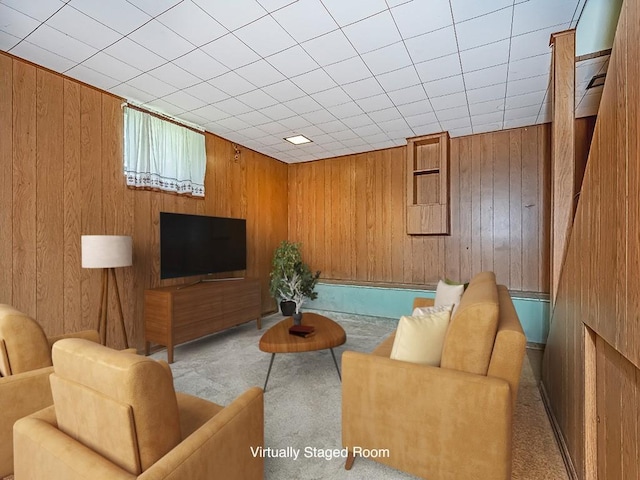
82,235,132,348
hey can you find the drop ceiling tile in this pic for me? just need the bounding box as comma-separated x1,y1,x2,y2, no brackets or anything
377,66,421,92
331,129,359,141
361,42,412,75
437,105,469,121
340,77,385,101
192,0,267,31
508,53,551,81
235,15,295,57
413,123,443,137
464,63,508,90
297,125,327,137
208,71,256,96
450,0,512,23
343,11,401,54
342,137,369,148
504,115,538,129
0,31,19,50
310,87,352,107
430,92,468,110
26,24,96,63
405,111,438,128
200,34,261,70
236,110,274,126
368,107,402,123
110,83,156,104
510,25,567,61
279,115,312,129
127,73,177,98
185,82,229,104
262,79,306,102
341,114,374,128
162,90,207,111
291,68,338,94
260,103,297,120
466,83,506,104
0,4,40,38
391,0,452,39
104,37,165,71
321,0,387,27
68,0,150,35
126,0,181,16
415,53,462,83
173,49,228,81
512,0,578,36
473,123,502,134
301,30,358,66
505,90,546,110
257,0,297,12
368,139,397,150
2,0,66,22
456,8,513,51
215,116,251,131
378,118,413,135
471,110,503,126
203,121,232,134
267,45,319,77
327,101,366,118
301,109,337,124
237,89,279,109
47,6,121,50
460,39,510,73
214,97,254,115
144,98,185,116
258,121,290,134
424,74,465,98
318,119,347,133
128,20,193,61
387,85,428,106
504,104,541,121
469,98,504,115
157,1,226,47
284,96,323,115
440,115,472,130
506,73,549,97
272,0,338,43
236,60,286,88
149,62,200,89
80,52,142,83
356,93,395,113
575,58,608,85
362,132,389,144
65,64,119,90
178,111,209,126
324,56,372,85
397,100,433,117
405,27,458,63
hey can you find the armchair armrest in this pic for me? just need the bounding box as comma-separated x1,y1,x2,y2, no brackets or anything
0,367,54,477
139,387,264,480
47,330,100,349
342,351,512,480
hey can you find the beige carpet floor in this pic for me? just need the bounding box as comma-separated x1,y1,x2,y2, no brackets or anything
5,311,568,479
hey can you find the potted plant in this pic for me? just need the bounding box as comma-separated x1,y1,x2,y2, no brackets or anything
269,241,320,319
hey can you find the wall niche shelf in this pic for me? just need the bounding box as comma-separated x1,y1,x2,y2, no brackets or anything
406,132,450,235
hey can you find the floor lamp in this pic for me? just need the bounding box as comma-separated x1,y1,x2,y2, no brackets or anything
81,235,132,348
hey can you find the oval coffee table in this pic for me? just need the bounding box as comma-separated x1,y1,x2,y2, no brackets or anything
259,312,346,391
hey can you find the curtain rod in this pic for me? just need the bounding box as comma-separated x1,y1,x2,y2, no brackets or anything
121,102,205,134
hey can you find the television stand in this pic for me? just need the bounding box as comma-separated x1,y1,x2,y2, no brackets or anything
144,277,261,363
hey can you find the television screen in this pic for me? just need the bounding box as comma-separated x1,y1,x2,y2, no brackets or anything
160,212,246,279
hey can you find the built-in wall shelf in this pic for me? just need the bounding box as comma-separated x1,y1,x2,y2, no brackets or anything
406,132,450,235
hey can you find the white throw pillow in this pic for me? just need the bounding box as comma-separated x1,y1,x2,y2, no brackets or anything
390,310,451,366
434,280,464,316
412,304,453,317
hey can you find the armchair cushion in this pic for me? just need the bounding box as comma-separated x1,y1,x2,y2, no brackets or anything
390,309,451,366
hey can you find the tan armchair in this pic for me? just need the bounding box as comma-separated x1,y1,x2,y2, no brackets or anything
0,304,99,477
341,272,526,479
13,338,264,480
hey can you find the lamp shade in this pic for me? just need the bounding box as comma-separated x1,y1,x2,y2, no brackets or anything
81,235,132,269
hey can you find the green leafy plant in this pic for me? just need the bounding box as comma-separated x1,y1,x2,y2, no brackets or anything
269,241,320,312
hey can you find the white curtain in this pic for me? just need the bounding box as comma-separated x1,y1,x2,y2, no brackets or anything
124,107,206,197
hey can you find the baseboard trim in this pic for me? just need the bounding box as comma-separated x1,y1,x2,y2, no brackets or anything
539,381,579,480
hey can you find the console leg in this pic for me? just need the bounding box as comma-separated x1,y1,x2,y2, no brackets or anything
345,452,355,470
330,348,341,381
263,353,276,391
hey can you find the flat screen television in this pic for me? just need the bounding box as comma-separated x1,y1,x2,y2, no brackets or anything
160,212,246,279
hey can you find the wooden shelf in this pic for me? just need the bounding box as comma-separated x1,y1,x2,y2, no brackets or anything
406,132,450,235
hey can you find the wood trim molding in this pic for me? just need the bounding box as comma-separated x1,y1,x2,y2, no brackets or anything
540,381,579,480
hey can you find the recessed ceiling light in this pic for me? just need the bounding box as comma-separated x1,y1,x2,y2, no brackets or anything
284,134,312,145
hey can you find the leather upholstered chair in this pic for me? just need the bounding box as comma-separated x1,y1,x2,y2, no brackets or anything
0,304,100,477
13,338,264,480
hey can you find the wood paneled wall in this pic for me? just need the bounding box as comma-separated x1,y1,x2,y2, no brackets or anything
542,0,640,477
0,52,288,350
289,125,552,292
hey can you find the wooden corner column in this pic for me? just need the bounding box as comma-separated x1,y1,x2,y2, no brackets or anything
550,29,576,305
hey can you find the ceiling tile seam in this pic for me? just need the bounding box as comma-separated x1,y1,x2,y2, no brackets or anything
570,0,588,27
500,1,518,129
447,0,472,134
450,3,515,25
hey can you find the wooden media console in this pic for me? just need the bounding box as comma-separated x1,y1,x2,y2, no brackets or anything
144,277,261,363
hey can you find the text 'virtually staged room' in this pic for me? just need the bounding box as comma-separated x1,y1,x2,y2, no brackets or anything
0,0,638,478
